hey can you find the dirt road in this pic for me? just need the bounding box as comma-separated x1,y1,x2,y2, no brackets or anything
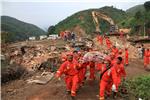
2,37,150,100
2,58,150,100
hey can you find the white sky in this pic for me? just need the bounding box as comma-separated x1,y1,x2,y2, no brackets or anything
1,0,148,30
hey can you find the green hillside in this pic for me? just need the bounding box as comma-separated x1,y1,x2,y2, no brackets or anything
120,1,150,35
126,4,145,16
50,6,128,35
1,16,46,43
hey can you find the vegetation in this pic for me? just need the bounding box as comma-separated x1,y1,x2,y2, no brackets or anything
126,4,145,17
120,1,150,36
1,16,46,43
48,25,56,35
49,6,128,35
51,2,149,36
126,75,150,100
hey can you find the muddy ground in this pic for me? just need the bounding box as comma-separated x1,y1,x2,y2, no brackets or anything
1,38,150,100
2,58,150,100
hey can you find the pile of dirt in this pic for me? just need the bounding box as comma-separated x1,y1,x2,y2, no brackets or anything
71,25,86,37
1,64,27,84
2,43,61,72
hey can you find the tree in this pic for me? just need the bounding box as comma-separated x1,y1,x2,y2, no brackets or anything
144,1,150,11
48,26,56,35
134,11,142,20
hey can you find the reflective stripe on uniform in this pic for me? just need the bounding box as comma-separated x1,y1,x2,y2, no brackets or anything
107,69,111,76
71,91,75,94
57,71,60,73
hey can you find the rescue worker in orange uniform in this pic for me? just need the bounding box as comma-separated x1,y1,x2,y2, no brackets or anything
60,31,64,39
78,61,88,86
76,51,88,86
55,54,79,99
73,50,80,61
144,49,150,68
97,35,103,45
105,37,112,49
99,57,118,100
149,49,150,63
89,61,96,81
113,57,126,93
96,58,104,71
125,48,129,66
116,49,124,64
109,53,117,67
111,46,119,57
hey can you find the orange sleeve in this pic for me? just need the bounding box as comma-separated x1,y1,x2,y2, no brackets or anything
126,51,129,56
111,67,118,86
121,65,126,77
96,63,102,71
55,62,66,77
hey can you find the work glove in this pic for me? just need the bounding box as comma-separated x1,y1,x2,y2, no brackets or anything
55,75,61,81
112,84,117,92
58,77,61,81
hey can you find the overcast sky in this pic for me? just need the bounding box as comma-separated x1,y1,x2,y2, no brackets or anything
1,0,148,30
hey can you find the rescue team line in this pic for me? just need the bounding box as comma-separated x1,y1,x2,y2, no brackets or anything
55,33,150,100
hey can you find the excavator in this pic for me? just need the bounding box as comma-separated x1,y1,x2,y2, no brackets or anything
91,11,118,33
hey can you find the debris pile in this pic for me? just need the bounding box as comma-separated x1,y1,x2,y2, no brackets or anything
26,71,54,84
1,64,27,84
93,36,139,58
3,44,60,72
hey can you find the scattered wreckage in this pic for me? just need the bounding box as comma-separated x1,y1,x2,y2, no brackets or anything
1,38,95,84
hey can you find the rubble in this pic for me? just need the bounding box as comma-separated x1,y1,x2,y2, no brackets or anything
26,71,54,84
2,44,61,72
1,35,146,85
1,64,27,84
93,36,139,58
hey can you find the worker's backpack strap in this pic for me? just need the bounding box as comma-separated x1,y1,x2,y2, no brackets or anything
100,66,111,80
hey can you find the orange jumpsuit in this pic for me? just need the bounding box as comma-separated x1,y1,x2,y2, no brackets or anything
144,50,149,67
56,60,79,96
149,50,150,63
106,38,112,49
99,65,118,100
125,49,129,65
73,53,80,61
116,50,125,65
89,61,95,80
60,31,65,39
98,35,103,45
111,59,117,67
78,62,88,85
113,63,126,91
112,48,119,57
96,63,103,71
